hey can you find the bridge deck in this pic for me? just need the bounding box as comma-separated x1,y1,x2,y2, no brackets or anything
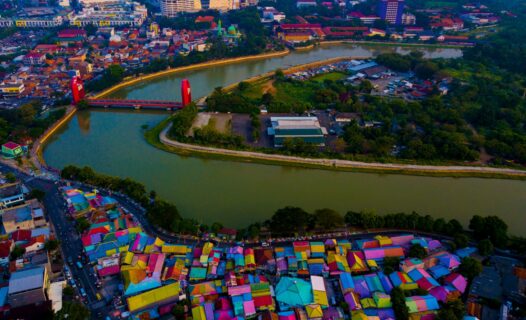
87,99,183,109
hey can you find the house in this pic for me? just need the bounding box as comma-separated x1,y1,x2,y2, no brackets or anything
1,199,42,234
297,0,316,8
8,266,48,308
0,181,26,208
23,52,46,65
0,240,13,265
1,142,23,159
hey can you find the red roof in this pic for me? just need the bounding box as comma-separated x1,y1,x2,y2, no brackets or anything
280,23,322,29
2,141,20,149
195,16,214,23
0,240,12,258
11,230,32,242
58,29,87,38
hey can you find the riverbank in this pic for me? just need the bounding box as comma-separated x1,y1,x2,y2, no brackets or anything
153,122,526,180
32,105,77,171
90,49,290,99
320,40,469,49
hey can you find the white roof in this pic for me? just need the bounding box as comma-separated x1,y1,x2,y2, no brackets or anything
310,275,326,292
48,281,66,312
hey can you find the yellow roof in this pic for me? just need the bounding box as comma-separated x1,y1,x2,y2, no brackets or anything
202,242,214,255
192,305,206,320
162,244,189,254
127,282,181,313
367,259,378,268
313,290,328,307
122,251,134,265
154,237,165,247
306,304,323,318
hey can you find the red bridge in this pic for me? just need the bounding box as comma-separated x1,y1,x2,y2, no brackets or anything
87,99,183,110
72,78,192,110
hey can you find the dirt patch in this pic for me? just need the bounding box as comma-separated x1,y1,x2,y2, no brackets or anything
261,79,276,95
190,112,232,136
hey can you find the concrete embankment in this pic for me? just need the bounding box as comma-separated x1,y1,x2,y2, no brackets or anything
90,49,290,99
219,56,367,93
159,124,526,179
34,50,291,167
32,106,77,169
319,40,468,49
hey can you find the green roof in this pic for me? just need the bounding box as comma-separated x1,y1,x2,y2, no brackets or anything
274,128,324,136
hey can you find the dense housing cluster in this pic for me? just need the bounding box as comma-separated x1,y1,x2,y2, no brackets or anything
61,185,487,319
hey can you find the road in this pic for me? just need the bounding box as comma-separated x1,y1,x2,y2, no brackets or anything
160,123,526,178
1,162,523,319
0,164,107,315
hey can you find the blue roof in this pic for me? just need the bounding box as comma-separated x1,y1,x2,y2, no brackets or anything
455,247,477,258
275,277,313,309
0,287,8,307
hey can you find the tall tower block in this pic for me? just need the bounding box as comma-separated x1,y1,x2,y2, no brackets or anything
181,79,191,107
71,76,85,105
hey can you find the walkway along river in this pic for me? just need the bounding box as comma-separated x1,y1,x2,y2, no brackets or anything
41,44,526,235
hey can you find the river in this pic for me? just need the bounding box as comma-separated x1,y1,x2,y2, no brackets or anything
42,44,526,235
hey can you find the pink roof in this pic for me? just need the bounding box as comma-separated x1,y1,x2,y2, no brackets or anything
98,264,120,276
444,273,467,293
2,141,20,149
228,284,251,296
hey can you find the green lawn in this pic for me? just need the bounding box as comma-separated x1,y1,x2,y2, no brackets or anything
424,1,456,8
311,71,347,82
274,81,318,104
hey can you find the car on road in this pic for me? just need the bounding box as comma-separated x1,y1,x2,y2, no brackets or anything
67,257,73,265
80,287,87,297
76,261,83,269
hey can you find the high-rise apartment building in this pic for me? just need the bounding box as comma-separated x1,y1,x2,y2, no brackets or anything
377,0,404,25
161,0,202,16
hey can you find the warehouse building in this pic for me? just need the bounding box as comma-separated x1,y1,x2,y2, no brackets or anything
267,116,327,147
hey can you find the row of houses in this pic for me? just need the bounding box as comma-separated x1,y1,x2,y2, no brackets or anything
62,186,481,319
0,173,65,318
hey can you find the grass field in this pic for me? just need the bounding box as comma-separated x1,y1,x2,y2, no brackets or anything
425,1,457,8
273,81,318,104
311,71,347,82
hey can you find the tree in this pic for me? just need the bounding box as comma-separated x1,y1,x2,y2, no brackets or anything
5,172,16,183
210,222,223,234
238,81,250,91
415,61,439,79
314,208,344,230
146,200,181,231
468,215,508,248
408,244,427,259
55,301,90,320
269,206,311,235
458,257,482,281
10,245,25,260
75,217,90,233
391,287,409,320
63,286,75,297
383,257,400,275
436,299,465,320
478,239,494,256
172,300,187,318
453,233,469,249
44,239,60,251
28,188,46,202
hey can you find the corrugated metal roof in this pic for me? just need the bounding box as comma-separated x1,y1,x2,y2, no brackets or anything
9,267,44,294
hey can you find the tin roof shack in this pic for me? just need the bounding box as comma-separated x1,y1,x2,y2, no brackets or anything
8,266,48,308
267,116,328,147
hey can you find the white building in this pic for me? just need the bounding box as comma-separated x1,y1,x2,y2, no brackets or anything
161,0,202,16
